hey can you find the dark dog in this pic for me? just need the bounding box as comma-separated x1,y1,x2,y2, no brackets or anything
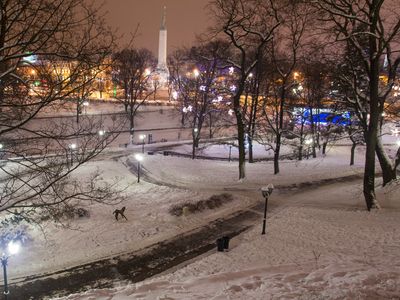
113,206,127,220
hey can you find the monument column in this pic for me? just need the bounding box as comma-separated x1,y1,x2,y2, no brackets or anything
156,6,169,85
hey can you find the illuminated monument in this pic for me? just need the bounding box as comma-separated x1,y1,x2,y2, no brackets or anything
155,6,169,86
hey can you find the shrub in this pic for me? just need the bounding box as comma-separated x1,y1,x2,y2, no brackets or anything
40,205,90,221
168,193,234,216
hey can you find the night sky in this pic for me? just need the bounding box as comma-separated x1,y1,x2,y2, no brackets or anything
103,0,211,55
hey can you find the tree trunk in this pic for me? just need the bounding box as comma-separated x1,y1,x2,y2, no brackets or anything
363,46,380,210
363,131,379,210
130,106,135,144
236,111,246,179
322,142,327,155
312,139,317,158
192,139,196,159
274,133,281,174
248,136,254,163
209,112,213,139
298,145,303,161
76,102,80,123
375,138,396,186
350,142,356,166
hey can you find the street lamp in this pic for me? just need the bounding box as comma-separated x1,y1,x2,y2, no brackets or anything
144,68,151,76
305,138,312,159
135,153,143,183
82,101,89,114
68,143,77,166
172,91,178,100
98,130,106,148
1,240,21,300
261,184,274,235
139,134,146,153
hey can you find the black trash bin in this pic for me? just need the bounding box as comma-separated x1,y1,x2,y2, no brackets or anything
216,238,224,252
222,236,230,251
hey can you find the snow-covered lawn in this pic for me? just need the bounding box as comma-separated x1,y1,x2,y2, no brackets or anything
1,140,399,299
55,179,400,300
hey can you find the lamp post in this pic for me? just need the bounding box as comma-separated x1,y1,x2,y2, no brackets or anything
139,134,146,153
305,138,312,159
135,153,143,183
68,143,77,167
261,184,274,235
82,101,89,115
229,145,232,162
1,241,21,300
98,130,105,148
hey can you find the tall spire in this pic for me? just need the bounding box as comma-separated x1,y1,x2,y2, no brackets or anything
157,5,169,86
160,6,166,30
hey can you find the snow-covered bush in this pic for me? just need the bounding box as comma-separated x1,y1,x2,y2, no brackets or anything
168,193,233,216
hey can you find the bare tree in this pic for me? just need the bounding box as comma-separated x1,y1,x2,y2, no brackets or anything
168,49,191,126
260,0,312,174
210,0,281,179
112,48,156,143
0,0,124,222
169,41,229,158
316,0,400,210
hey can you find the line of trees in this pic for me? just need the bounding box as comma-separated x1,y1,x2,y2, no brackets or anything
167,0,400,210
2,0,400,219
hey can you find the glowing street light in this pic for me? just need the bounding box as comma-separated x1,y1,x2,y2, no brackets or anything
135,153,144,183
98,130,106,148
144,68,151,76
68,143,77,166
305,139,312,159
172,91,178,100
1,240,21,300
193,68,200,78
83,100,89,114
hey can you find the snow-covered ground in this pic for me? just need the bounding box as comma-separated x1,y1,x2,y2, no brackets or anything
1,107,399,299
53,140,398,300
3,140,400,299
